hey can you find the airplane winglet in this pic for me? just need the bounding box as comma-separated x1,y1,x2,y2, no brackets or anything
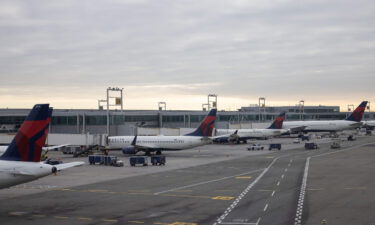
131,135,138,146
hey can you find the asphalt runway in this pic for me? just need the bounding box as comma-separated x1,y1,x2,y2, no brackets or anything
1,136,374,225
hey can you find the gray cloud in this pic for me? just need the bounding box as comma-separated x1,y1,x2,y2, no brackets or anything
0,0,374,109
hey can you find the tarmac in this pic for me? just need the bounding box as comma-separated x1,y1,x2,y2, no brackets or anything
0,133,374,225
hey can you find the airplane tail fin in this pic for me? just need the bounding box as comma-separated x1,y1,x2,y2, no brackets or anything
345,101,368,122
267,112,286,129
0,104,52,162
185,108,217,137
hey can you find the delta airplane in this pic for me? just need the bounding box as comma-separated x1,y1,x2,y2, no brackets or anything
0,104,84,189
214,112,290,143
108,108,217,155
282,101,368,133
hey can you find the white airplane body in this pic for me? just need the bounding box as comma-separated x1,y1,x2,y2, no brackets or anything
0,104,84,190
216,128,288,139
109,135,211,151
282,120,361,132
108,109,217,154
0,160,83,189
282,101,368,133
214,112,287,143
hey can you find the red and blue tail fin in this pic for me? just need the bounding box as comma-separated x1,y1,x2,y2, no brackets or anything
345,101,368,122
267,112,286,129
0,104,52,162
185,109,217,137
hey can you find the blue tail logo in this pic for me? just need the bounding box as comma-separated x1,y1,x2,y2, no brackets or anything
185,109,217,137
0,104,52,162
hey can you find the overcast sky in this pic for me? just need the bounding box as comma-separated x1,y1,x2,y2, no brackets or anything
0,0,374,111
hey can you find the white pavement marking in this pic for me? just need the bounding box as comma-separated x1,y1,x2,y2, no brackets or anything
276,181,280,186
294,157,310,225
284,168,288,172
271,191,275,197
213,157,280,225
281,174,285,179
220,223,257,225
263,204,269,212
293,141,375,225
154,169,264,195
256,217,261,225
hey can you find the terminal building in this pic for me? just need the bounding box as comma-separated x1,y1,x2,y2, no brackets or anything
0,105,374,136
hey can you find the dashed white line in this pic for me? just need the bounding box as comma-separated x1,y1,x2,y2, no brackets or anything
256,217,261,225
281,174,285,179
213,157,280,225
284,168,288,172
263,204,269,212
294,157,310,225
276,181,280,186
271,190,275,197
294,142,375,225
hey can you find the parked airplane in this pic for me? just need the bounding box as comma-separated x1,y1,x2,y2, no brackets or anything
282,101,368,133
0,104,84,189
108,108,217,155
214,112,289,143
363,121,375,130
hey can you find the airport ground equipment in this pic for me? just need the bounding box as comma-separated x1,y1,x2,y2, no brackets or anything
305,142,319,150
269,143,282,150
293,138,301,144
130,156,148,166
366,130,372,135
247,144,264,151
88,155,124,167
347,135,356,141
151,155,166,165
330,141,341,149
300,135,310,141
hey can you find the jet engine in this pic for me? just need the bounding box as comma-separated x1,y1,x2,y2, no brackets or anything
122,147,137,155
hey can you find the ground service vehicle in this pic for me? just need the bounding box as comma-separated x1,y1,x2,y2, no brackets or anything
247,144,264,150
130,156,149,166
305,142,318,150
151,155,166,165
269,144,282,150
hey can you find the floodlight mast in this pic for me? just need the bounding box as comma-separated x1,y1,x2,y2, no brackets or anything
106,87,124,136
258,97,266,122
299,100,305,120
208,94,217,110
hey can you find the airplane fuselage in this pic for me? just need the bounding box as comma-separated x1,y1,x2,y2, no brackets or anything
108,135,211,151
282,120,361,132
0,160,54,189
216,128,288,139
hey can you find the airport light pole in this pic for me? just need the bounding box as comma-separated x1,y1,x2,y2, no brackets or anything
106,87,124,136
158,102,166,111
208,94,217,110
299,100,305,120
98,99,107,110
202,103,209,111
258,97,266,122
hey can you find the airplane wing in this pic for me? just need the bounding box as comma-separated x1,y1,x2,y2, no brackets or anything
129,135,159,150
55,162,85,171
42,144,70,151
349,122,362,128
210,130,239,141
288,126,307,133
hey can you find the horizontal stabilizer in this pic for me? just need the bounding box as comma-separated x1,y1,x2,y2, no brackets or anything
55,162,85,171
